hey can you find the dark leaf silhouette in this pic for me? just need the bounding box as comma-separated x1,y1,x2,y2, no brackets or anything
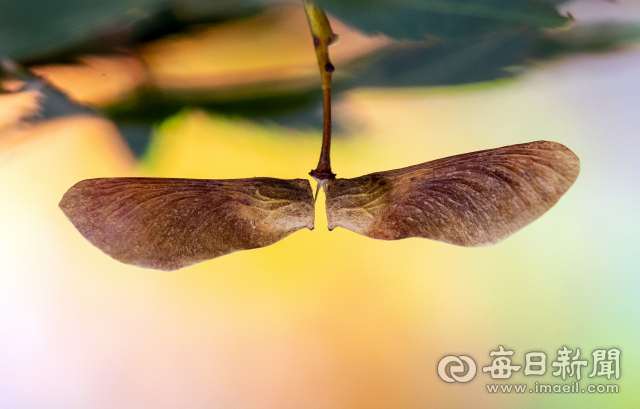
59,177,314,270
316,0,567,41
324,141,579,246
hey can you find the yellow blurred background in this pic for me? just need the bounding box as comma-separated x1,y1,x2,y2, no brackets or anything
1,1,639,408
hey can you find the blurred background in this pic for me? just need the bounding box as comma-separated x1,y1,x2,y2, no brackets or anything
1,0,639,407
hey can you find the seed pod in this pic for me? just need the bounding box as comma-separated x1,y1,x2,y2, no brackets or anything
324,141,580,246
60,177,315,270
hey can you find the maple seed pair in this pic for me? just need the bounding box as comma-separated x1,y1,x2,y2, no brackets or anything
59,1,581,271
59,141,580,270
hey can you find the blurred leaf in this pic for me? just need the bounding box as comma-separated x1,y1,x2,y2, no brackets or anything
107,87,320,122
103,19,640,152
137,4,385,94
0,0,165,60
7,0,639,160
103,31,537,129
537,22,640,58
1,60,94,118
0,0,274,62
29,55,147,107
106,88,322,157
0,0,570,61
171,0,278,22
340,33,536,88
316,0,569,40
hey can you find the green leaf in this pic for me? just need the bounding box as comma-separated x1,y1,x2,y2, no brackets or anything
0,0,165,60
537,22,640,58
316,0,569,40
0,0,271,61
171,0,275,22
340,33,535,88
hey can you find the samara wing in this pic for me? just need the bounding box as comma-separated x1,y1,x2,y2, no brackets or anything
60,177,314,270
325,141,579,246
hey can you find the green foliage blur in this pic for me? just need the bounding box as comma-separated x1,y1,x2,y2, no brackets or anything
2,0,640,155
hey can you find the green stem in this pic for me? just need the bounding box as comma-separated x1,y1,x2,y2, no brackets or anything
303,0,337,181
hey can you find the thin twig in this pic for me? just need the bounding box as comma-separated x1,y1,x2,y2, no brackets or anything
303,0,337,181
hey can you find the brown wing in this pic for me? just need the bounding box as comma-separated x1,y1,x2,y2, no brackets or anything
59,177,314,270
325,141,579,246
